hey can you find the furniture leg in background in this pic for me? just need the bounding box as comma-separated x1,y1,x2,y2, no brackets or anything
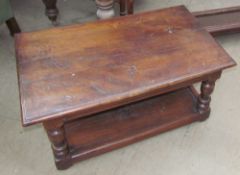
119,0,134,16
41,0,126,21
42,0,59,25
119,0,126,16
5,17,20,36
95,0,115,19
127,0,134,14
0,0,20,36
40,0,240,36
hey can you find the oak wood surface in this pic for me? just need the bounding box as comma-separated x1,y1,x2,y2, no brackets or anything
16,5,237,170
15,6,236,126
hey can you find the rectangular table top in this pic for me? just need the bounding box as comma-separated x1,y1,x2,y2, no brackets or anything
15,6,236,126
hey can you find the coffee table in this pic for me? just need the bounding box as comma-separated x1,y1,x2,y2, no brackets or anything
15,6,236,170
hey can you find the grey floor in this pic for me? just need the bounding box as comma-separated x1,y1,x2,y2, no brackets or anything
0,0,240,174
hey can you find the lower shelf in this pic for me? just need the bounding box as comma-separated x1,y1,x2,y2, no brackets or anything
65,87,206,163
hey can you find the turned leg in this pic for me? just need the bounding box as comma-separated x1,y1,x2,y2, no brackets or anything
42,0,59,25
5,17,21,36
196,72,222,120
43,120,72,170
197,80,216,120
120,0,126,16
95,0,115,19
127,0,134,15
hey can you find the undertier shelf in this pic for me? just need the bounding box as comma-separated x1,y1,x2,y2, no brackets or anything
65,87,206,162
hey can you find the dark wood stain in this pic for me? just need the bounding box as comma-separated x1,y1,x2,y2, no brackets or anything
16,6,236,170
16,6,235,126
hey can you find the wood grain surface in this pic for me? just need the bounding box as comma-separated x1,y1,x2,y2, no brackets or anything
15,6,236,126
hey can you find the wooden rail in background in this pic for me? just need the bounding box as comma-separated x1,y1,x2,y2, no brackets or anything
193,6,240,36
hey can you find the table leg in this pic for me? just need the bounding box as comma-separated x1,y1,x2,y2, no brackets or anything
95,0,115,19
42,0,59,25
197,80,215,115
196,72,222,120
43,120,72,170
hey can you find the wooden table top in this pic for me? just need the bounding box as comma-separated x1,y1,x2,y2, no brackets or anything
15,6,236,126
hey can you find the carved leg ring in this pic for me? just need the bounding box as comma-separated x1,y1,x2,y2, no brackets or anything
44,123,72,170
197,80,215,120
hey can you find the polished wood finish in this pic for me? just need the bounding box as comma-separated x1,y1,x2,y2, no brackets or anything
5,17,21,36
16,6,235,126
16,6,236,170
194,6,240,36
